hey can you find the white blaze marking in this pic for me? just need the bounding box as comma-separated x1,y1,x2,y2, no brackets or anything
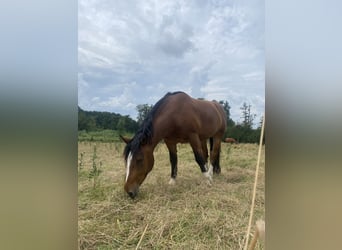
125,152,133,182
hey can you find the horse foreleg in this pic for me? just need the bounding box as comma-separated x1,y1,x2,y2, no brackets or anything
165,141,178,185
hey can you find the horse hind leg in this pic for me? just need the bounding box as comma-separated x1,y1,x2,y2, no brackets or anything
209,137,213,152
212,149,221,174
189,134,213,185
210,136,222,174
201,139,209,164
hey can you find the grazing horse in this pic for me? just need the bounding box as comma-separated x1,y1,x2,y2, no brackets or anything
224,137,237,144
120,91,226,199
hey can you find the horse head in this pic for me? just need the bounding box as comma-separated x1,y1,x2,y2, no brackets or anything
120,135,154,199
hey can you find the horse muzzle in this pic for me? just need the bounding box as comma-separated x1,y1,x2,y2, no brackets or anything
125,184,139,199
128,190,137,199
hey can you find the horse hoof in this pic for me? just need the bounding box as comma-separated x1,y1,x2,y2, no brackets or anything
203,171,213,185
205,177,213,186
213,168,221,174
168,178,176,185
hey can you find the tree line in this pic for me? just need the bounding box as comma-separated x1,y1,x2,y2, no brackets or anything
78,100,264,143
221,101,264,144
78,107,138,133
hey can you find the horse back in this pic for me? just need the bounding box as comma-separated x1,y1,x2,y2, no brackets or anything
154,92,226,140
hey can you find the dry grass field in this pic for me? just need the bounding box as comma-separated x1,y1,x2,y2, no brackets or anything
78,141,264,249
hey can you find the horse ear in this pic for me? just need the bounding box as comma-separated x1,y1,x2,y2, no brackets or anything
120,135,132,144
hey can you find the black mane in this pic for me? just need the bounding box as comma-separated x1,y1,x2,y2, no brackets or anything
124,91,184,160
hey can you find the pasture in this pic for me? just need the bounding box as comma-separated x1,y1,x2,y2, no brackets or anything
78,141,264,249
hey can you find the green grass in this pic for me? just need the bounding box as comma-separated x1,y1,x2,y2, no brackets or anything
78,130,133,142
78,142,265,249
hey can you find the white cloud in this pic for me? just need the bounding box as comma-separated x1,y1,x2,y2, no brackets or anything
78,47,114,68
78,0,264,123
242,71,264,82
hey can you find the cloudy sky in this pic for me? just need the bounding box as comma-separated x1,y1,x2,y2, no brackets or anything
78,0,264,125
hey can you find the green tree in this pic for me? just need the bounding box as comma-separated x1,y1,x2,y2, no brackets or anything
225,103,259,143
219,100,235,127
218,100,235,139
78,106,138,133
136,104,153,125
240,102,256,129
116,117,127,132
127,117,139,132
258,115,264,129
78,107,97,131
256,115,265,144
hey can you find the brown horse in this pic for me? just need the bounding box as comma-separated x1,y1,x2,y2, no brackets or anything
224,137,237,144
120,91,226,199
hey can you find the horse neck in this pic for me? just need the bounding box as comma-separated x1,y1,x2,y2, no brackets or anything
149,132,163,150
149,120,167,149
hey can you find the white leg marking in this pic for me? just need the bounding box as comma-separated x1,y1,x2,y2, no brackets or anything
125,152,133,182
203,164,213,185
208,164,213,176
168,178,176,185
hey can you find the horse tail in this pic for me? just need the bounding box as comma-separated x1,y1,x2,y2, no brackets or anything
209,137,213,151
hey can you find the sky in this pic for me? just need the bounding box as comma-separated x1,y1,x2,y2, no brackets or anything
78,0,264,125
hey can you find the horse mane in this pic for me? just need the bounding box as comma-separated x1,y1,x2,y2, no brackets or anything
124,91,184,160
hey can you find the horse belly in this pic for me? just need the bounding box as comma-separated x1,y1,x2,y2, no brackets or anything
164,129,191,143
